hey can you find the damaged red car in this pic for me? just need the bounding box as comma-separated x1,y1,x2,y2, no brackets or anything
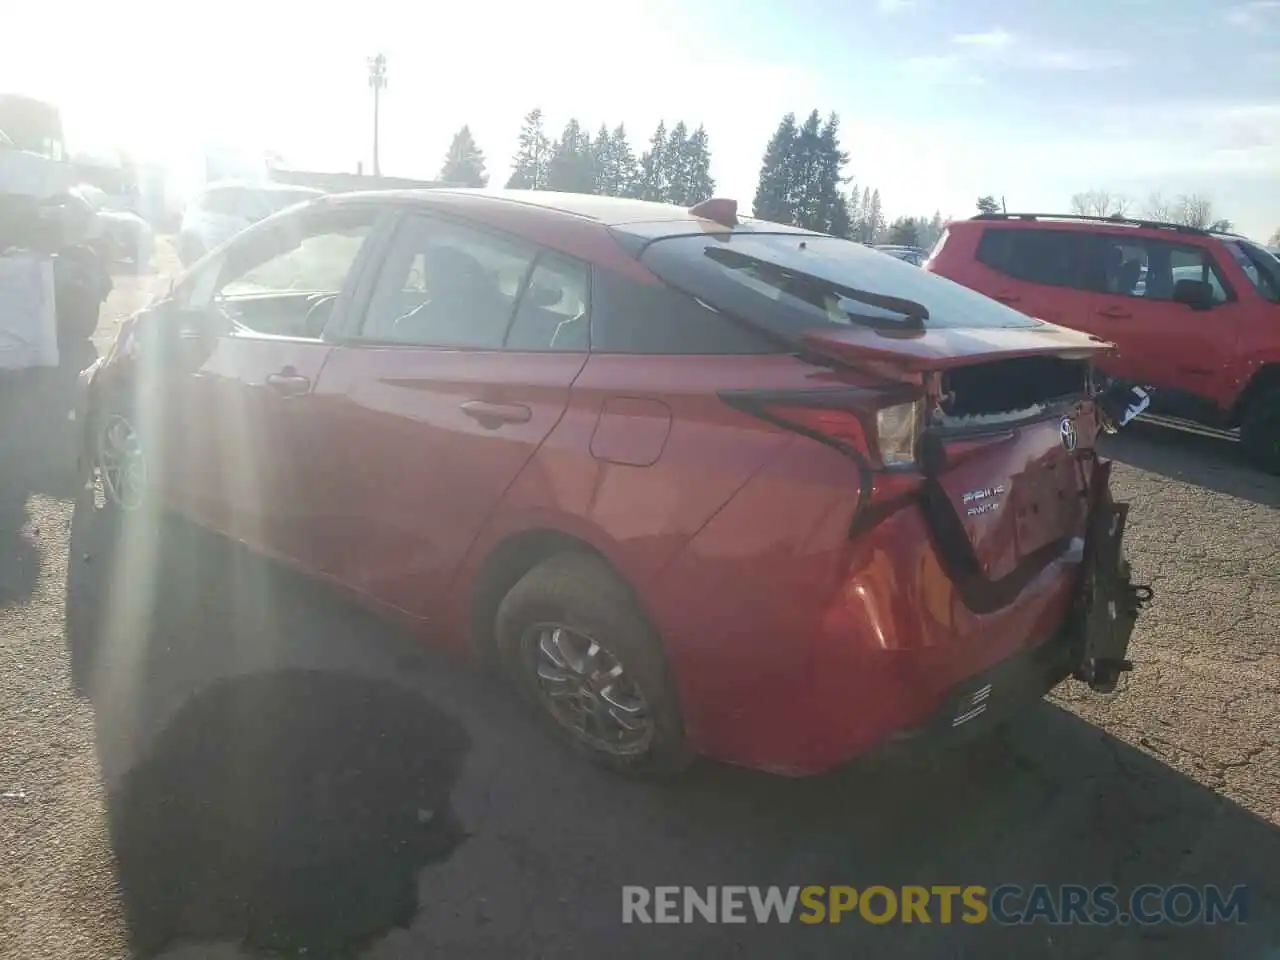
76,190,1152,776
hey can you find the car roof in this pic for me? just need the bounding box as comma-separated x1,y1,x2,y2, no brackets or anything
955,212,1216,241
327,187,798,229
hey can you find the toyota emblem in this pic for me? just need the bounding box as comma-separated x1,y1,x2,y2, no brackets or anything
1060,417,1078,452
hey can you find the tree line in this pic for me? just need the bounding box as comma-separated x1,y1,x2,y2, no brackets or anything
437,108,714,205
435,114,1270,249
434,107,944,248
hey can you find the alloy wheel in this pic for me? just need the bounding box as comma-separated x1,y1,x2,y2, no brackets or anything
96,413,147,511
523,623,654,756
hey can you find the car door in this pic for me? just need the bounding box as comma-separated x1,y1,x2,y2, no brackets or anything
310,212,590,622
156,200,390,562
1090,234,1241,403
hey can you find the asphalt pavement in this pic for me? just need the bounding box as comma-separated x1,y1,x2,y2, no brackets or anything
1,260,1277,959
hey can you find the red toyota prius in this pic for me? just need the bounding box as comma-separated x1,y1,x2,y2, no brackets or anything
77,189,1151,776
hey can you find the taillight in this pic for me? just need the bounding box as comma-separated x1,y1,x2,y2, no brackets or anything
720,387,926,533
875,399,923,466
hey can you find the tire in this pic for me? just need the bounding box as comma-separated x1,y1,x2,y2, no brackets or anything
1241,387,1280,475
89,394,152,518
495,552,691,778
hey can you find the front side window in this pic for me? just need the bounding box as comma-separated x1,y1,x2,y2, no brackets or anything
358,215,536,348
1224,240,1280,303
176,203,380,337
1098,235,1229,305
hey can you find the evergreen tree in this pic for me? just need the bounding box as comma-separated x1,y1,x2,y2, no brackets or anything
438,125,488,187
664,121,692,204
791,110,824,230
846,186,864,240
976,195,1001,215
546,118,594,193
754,110,852,235
860,186,880,240
683,124,715,204
867,189,884,243
506,108,551,189
638,121,669,202
753,113,798,224
591,124,613,196
885,216,920,247
815,112,851,236
927,210,944,246
590,124,641,198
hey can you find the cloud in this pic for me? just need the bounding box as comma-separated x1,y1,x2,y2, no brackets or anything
952,28,1014,48
877,0,917,11
1227,1,1280,26
938,28,1126,73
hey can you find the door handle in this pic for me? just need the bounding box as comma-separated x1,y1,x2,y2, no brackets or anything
266,369,312,396
993,293,1021,304
460,400,532,427
1098,307,1132,319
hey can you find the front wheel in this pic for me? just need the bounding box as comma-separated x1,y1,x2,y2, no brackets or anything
1241,387,1280,475
93,405,151,514
495,553,691,778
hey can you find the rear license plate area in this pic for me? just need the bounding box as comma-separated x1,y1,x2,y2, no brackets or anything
1012,458,1083,556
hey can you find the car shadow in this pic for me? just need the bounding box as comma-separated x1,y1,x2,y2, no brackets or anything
0,338,96,607
65,496,472,959
1100,421,1280,508
65,496,1280,959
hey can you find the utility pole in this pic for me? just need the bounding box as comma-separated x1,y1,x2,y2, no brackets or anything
367,53,387,178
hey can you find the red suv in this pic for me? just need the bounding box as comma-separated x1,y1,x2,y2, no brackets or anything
77,191,1150,777
925,213,1280,472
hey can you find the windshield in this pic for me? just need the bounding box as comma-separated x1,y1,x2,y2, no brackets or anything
639,232,1044,341
1225,240,1280,303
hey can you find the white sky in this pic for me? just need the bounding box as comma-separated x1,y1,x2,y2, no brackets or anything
3,0,1278,240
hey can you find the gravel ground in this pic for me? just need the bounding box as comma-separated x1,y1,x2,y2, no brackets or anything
1,248,1277,959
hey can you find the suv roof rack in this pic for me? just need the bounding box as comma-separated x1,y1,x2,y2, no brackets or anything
970,212,1211,237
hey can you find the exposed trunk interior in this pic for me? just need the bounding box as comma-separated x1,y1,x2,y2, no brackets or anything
934,356,1089,426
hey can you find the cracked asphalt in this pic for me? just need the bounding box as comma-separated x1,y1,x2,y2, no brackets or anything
1,249,1277,959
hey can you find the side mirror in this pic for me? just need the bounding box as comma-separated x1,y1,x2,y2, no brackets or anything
1173,278,1214,311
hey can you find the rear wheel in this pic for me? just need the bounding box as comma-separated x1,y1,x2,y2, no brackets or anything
1241,387,1280,475
495,552,691,778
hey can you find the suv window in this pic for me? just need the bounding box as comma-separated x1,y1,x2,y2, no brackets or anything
358,215,536,348
505,253,590,351
1097,235,1229,304
1224,240,1280,303
976,228,1094,288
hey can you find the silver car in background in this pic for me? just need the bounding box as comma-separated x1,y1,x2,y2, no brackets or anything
178,181,324,265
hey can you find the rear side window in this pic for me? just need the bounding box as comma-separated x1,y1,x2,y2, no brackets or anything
505,254,590,351
590,267,781,354
976,228,1095,289
637,232,1043,340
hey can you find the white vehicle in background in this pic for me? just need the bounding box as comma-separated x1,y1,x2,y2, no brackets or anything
178,181,324,265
